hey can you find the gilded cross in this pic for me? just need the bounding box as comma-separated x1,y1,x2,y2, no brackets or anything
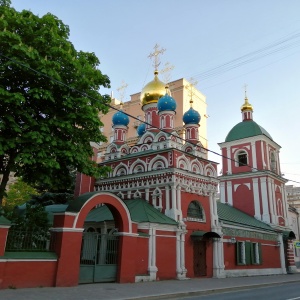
148,44,166,71
117,81,128,103
185,77,198,106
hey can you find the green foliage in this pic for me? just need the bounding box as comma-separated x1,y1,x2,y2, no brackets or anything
11,203,50,232
3,178,39,212
30,192,74,206
0,2,111,204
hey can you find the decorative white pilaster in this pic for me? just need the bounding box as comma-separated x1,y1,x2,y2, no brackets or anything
252,178,261,220
176,228,187,280
212,235,225,278
177,186,182,221
148,227,158,280
267,178,276,224
209,192,218,226
278,234,287,274
227,147,232,174
251,141,257,170
260,177,270,223
282,184,289,224
165,185,177,220
220,182,226,204
226,181,233,206
165,186,170,210
145,188,149,202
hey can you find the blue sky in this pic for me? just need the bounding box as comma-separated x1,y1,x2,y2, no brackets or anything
10,0,300,186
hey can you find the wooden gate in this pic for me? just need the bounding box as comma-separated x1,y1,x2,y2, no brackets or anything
193,240,207,276
79,232,119,283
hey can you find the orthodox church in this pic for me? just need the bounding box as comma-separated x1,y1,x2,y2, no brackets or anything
0,57,296,289
73,66,296,283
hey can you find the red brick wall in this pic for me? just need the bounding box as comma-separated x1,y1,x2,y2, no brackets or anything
0,261,57,289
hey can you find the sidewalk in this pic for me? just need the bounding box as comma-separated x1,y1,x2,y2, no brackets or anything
1,273,300,300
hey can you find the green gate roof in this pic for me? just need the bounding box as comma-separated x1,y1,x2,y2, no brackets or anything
86,199,178,225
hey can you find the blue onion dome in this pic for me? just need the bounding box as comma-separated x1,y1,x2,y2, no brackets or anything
157,93,177,112
112,110,129,126
137,123,146,136
183,107,201,125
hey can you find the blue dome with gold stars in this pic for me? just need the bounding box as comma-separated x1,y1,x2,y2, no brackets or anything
137,123,146,136
112,110,129,126
157,93,177,112
183,107,201,125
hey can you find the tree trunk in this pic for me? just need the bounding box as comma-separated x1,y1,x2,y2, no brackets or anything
0,168,10,206
0,154,15,206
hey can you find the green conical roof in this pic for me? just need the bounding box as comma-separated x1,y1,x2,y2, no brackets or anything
225,120,272,142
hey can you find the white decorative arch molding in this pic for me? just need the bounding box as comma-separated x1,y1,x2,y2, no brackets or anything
177,155,190,171
148,155,169,171
154,132,168,143
130,159,147,174
204,164,217,177
137,132,155,145
130,146,139,154
190,159,204,174
113,163,129,177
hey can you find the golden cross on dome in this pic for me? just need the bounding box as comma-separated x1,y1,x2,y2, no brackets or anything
148,44,166,72
185,78,198,107
243,83,248,98
117,81,128,103
160,62,175,86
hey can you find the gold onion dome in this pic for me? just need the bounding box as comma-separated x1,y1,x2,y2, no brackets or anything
140,71,166,106
241,96,253,112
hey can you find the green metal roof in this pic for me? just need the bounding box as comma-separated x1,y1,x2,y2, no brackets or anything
225,120,272,142
86,199,178,225
125,199,178,225
217,202,274,231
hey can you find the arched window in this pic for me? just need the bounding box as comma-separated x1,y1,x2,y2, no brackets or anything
237,150,248,167
270,152,277,172
187,201,205,221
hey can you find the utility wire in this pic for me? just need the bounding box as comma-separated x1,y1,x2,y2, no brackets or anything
1,51,299,185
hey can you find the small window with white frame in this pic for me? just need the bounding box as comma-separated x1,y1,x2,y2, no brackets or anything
237,150,248,167
236,241,262,265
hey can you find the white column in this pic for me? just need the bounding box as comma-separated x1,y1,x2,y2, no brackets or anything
267,178,276,224
165,186,170,210
213,237,225,278
177,186,182,221
209,192,217,226
252,178,261,220
251,141,257,170
148,227,158,280
220,182,226,204
145,188,149,202
261,141,266,168
260,177,270,223
176,232,181,276
271,180,278,224
226,181,233,206
227,147,232,174
278,234,287,274
282,183,289,223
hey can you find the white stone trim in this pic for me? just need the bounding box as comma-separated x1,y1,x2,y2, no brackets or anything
226,181,233,206
224,268,286,277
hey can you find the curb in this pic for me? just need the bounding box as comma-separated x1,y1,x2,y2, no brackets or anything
126,279,300,300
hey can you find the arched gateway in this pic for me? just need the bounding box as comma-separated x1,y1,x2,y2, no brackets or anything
53,192,138,286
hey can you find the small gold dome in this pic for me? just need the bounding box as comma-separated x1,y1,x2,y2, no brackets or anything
241,97,253,112
140,71,166,106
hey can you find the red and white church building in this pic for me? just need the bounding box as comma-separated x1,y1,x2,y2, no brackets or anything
0,71,296,289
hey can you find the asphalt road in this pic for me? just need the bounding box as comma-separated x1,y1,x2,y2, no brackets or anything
175,282,300,300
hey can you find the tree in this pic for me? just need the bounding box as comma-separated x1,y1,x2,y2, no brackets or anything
0,0,111,205
2,177,39,213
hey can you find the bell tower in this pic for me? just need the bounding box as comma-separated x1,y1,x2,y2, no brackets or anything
218,95,288,227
